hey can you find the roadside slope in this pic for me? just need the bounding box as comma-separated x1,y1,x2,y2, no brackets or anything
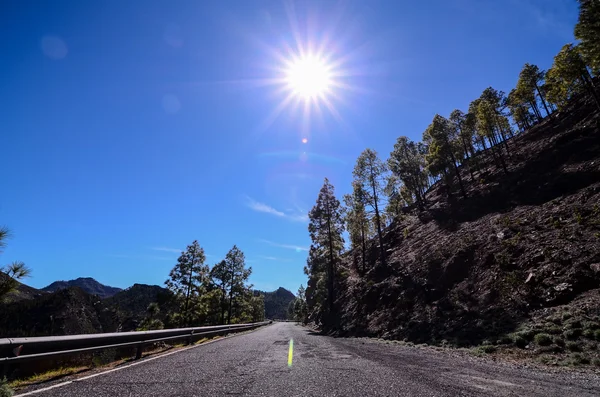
334,96,600,365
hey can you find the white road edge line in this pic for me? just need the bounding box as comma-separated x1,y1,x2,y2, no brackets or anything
15,327,266,397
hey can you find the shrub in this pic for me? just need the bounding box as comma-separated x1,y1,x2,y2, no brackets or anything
534,333,553,346
594,330,600,341
583,329,595,339
0,377,14,397
571,353,590,365
476,345,497,354
514,335,528,349
545,325,562,335
497,335,512,345
516,329,536,341
562,312,572,321
564,329,582,340
554,337,565,347
549,317,562,325
569,353,585,365
582,321,600,330
566,341,582,352
566,320,582,329
593,358,600,367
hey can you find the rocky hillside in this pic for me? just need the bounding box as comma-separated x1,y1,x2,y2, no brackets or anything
259,287,295,319
335,96,600,363
0,287,119,337
42,277,122,298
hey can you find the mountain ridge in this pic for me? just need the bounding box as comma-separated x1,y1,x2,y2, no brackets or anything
41,277,122,299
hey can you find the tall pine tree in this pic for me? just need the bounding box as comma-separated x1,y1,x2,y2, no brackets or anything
222,245,252,324
353,149,388,266
165,240,209,326
306,178,345,327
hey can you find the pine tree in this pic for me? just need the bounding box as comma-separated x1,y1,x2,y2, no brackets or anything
575,0,600,73
353,149,388,265
475,99,509,175
165,240,209,326
384,174,406,218
424,115,468,198
546,44,600,111
0,226,31,301
222,245,252,324
449,110,476,181
343,182,370,275
210,260,229,324
307,178,345,326
518,63,551,117
388,137,428,208
292,285,308,323
506,88,534,131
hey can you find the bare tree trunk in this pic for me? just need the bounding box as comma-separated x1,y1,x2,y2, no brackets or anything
360,225,366,275
220,283,226,324
227,267,234,324
370,170,386,266
535,84,551,116
326,212,336,320
184,251,196,327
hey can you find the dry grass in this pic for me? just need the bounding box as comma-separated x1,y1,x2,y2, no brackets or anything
9,366,89,389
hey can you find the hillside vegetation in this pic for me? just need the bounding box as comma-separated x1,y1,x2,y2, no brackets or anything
298,1,600,367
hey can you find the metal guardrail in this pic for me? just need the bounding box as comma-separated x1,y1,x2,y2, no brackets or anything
0,321,271,364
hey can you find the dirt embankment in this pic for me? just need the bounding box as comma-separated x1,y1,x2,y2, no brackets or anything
335,97,600,367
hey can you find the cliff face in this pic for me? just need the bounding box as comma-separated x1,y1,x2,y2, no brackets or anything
335,98,600,349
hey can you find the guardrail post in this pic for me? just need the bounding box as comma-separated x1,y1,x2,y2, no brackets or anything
187,332,193,345
135,344,143,360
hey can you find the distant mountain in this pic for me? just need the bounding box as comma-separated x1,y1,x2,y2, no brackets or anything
258,287,295,320
42,277,122,299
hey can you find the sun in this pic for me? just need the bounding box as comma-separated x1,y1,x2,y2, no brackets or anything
285,55,332,100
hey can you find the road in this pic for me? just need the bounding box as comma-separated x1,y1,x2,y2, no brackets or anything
18,322,600,396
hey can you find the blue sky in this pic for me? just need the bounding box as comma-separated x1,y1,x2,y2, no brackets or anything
0,0,578,293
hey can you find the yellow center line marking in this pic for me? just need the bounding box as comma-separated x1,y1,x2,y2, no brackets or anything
288,339,294,367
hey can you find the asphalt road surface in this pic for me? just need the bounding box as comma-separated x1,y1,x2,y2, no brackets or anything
18,322,600,396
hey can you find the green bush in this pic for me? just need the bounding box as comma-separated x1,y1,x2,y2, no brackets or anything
534,333,553,346
516,329,536,341
593,358,600,367
514,335,528,349
566,341,582,352
566,320,582,329
582,321,600,330
554,337,565,347
594,330,600,341
0,377,14,397
479,345,497,354
545,325,562,335
583,329,595,339
570,353,585,365
549,317,562,325
564,329,582,340
497,335,512,345
562,312,572,321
